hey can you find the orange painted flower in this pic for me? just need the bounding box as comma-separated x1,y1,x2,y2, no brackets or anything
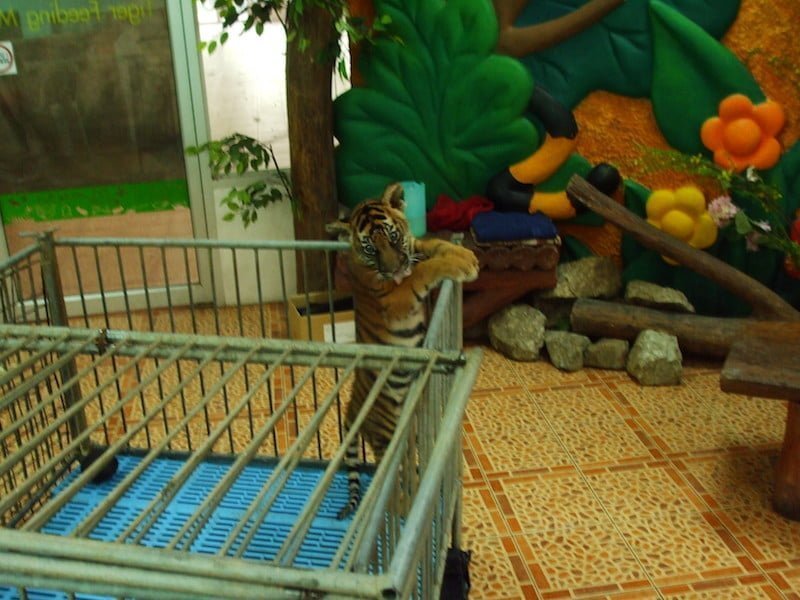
700,93,785,173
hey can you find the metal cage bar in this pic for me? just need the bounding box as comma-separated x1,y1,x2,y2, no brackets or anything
0,233,475,599
0,324,477,597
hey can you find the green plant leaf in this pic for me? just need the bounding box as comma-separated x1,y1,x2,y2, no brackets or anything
734,211,752,235
334,0,537,209
649,1,763,155
515,0,740,109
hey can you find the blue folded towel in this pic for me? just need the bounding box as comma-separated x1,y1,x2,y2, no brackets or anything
471,211,557,243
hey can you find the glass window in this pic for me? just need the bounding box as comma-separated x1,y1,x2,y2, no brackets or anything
0,0,196,294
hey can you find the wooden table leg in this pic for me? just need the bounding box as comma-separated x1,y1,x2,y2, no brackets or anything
774,402,800,521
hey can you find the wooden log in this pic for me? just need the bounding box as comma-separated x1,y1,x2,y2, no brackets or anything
566,175,800,321
570,298,752,358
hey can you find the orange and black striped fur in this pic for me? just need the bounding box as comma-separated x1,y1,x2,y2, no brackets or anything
327,182,479,519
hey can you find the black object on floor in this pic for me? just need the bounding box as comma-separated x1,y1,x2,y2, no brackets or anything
440,548,471,599
79,446,119,484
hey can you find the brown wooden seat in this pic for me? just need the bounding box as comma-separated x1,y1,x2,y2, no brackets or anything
721,320,800,520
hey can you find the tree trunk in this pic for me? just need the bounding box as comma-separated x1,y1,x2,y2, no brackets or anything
570,298,752,359
286,6,340,293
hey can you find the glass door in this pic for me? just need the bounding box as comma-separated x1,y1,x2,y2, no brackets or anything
0,0,210,297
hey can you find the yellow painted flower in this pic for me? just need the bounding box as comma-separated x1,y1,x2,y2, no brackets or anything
646,186,718,263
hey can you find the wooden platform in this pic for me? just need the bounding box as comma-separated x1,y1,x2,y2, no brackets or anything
334,232,559,330
721,321,800,520
458,231,559,329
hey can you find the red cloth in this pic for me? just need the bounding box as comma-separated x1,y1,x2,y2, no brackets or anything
426,194,494,231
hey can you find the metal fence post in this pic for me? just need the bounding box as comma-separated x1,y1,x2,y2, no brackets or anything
38,231,88,443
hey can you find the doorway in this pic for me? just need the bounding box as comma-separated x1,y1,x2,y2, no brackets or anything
0,0,210,298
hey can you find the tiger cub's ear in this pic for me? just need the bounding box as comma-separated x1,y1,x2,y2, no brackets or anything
325,219,352,242
380,182,405,211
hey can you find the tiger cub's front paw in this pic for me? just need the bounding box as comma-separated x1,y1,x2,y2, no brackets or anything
447,247,480,283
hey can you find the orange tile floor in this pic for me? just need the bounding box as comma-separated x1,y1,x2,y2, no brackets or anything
461,345,799,600
70,306,799,598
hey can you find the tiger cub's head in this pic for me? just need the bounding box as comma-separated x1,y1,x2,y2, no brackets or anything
327,183,415,284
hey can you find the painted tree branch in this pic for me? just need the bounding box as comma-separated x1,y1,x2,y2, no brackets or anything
493,0,626,57
565,174,800,321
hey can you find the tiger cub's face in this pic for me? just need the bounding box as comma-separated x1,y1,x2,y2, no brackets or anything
329,183,415,284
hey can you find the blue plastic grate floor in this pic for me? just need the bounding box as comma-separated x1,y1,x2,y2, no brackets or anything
1,454,372,600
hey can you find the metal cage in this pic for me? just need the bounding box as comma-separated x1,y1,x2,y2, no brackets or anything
0,234,479,599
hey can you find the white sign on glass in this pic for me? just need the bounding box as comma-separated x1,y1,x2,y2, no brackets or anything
0,41,17,76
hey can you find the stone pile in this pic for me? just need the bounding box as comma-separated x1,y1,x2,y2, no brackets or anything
487,256,691,385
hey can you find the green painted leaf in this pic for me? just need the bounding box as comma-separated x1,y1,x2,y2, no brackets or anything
334,0,537,209
515,0,740,109
623,179,650,219
649,1,763,154
560,235,593,262
782,142,800,220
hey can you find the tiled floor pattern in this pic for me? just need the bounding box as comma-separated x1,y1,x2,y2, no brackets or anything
461,346,797,600
60,305,800,599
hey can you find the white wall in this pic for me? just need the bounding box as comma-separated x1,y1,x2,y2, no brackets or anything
210,173,297,304
196,3,351,167
194,4,350,302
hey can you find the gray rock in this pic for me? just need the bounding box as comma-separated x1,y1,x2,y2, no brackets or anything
625,280,695,313
544,331,591,371
488,305,547,361
540,256,622,300
584,338,629,370
626,329,683,386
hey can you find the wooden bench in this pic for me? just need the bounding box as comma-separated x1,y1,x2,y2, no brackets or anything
721,321,800,520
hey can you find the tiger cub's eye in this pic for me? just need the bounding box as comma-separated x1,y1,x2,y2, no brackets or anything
389,230,399,243
361,240,376,255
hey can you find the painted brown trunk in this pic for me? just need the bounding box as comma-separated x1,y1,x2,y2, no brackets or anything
347,0,375,86
286,5,340,292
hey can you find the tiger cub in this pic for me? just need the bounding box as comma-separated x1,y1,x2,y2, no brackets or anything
327,182,479,519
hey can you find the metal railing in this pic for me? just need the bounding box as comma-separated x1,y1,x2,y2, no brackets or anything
0,233,475,598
